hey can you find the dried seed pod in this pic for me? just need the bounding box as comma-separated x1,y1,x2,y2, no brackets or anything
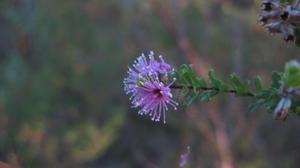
264,21,282,33
259,9,283,24
280,23,295,42
291,87,300,99
290,21,300,26
261,0,280,11
273,97,291,120
280,11,289,20
288,9,300,21
280,6,294,21
259,1,299,44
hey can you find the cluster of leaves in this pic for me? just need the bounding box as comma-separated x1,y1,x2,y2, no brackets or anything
248,71,282,113
172,64,300,117
172,64,253,105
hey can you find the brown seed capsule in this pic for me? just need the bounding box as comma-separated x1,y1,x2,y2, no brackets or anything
280,6,294,21
288,9,300,21
259,9,283,24
280,11,289,20
273,97,291,120
259,1,300,44
261,1,280,11
264,21,282,33
290,87,300,99
290,21,300,26
280,23,295,42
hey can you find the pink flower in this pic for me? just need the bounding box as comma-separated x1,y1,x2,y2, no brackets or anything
148,51,171,74
124,51,168,95
124,52,177,123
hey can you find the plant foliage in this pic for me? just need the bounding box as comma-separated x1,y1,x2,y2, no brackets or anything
172,62,300,119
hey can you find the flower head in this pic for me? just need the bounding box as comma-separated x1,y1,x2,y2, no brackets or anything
124,51,172,95
124,51,177,123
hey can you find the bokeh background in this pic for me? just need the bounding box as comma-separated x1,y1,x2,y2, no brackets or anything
0,0,300,167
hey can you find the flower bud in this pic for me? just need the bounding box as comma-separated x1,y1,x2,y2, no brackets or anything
284,60,300,87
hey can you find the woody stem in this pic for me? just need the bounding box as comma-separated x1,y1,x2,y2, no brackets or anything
170,84,255,97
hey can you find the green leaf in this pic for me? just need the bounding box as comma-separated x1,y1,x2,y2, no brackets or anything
246,80,252,91
256,87,278,99
229,73,247,95
219,83,229,92
208,69,220,88
196,77,207,88
264,98,280,112
271,71,282,88
279,0,290,5
184,92,198,106
208,69,228,91
199,90,219,102
248,99,265,112
290,104,300,115
256,90,271,99
254,76,263,91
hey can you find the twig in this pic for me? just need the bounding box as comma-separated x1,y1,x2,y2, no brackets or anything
170,84,255,97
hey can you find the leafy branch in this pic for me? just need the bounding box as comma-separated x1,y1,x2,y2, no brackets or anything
172,61,300,120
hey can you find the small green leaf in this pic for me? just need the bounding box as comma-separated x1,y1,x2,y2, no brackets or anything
279,0,290,4
271,71,283,88
264,98,280,112
219,83,229,92
290,103,300,115
256,90,271,99
196,77,207,88
208,69,218,87
254,76,263,91
246,80,251,91
229,73,247,95
248,99,265,112
184,93,198,106
208,69,228,91
199,90,218,102
256,87,278,99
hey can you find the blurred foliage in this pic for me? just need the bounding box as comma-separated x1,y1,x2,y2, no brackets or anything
0,0,126,167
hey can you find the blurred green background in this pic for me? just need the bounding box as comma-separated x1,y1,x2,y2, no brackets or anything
0,0,300,167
